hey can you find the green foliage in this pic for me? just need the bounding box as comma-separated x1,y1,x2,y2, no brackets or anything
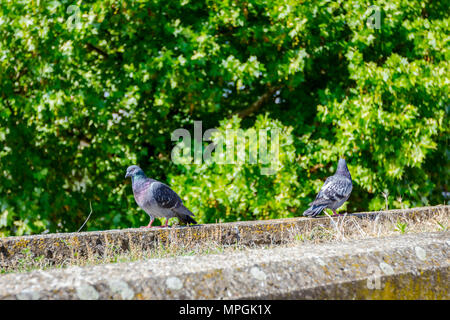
170,114,299,222
394,220,408,234
436,221,447,231
0,0,448,235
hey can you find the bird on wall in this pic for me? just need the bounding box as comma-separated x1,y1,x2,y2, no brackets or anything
303,158,353,218
125,165,197,228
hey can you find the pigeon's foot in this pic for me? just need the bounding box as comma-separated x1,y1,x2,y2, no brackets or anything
330,210,341,217
331,211,348,217
141,218,155,228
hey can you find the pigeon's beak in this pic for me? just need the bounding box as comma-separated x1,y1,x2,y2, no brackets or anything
125,172,130,179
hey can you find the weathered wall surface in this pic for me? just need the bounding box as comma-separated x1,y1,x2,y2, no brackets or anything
0,205,447,270
0,231,448,299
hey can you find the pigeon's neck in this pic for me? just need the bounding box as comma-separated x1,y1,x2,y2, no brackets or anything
131,174,148,189
336,160,352,180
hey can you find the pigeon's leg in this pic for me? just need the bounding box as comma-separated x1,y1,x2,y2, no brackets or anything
141,217,155,228
155,218,170,228
331,210,340,217
331,210,345,217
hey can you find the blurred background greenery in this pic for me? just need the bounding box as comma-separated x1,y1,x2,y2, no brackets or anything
0,0,448,236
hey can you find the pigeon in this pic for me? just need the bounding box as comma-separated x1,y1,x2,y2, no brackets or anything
125,165,197,228
303,158,353,218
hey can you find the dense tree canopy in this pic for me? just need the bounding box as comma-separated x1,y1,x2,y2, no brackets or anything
0,0,448,235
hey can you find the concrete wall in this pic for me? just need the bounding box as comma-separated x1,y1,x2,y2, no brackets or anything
0,205,447,270
0,231,448,299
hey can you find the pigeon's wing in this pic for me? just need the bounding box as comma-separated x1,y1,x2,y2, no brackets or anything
310,175,352,206
308,176,333,206
151,182,182,209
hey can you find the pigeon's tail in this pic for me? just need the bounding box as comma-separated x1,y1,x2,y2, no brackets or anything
173,205,197,225
179,214,197,225
303,204,327,218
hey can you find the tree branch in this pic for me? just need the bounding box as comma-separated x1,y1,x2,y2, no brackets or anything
3,97,14,115
13,67,28,82
86,43,109,58
234,84,282,119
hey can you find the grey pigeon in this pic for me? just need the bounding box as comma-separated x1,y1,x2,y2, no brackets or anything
303,158,353,217
125,165,197,228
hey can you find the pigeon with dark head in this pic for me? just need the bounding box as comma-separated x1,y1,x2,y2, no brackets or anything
303,158,353,217
125,165,197,228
